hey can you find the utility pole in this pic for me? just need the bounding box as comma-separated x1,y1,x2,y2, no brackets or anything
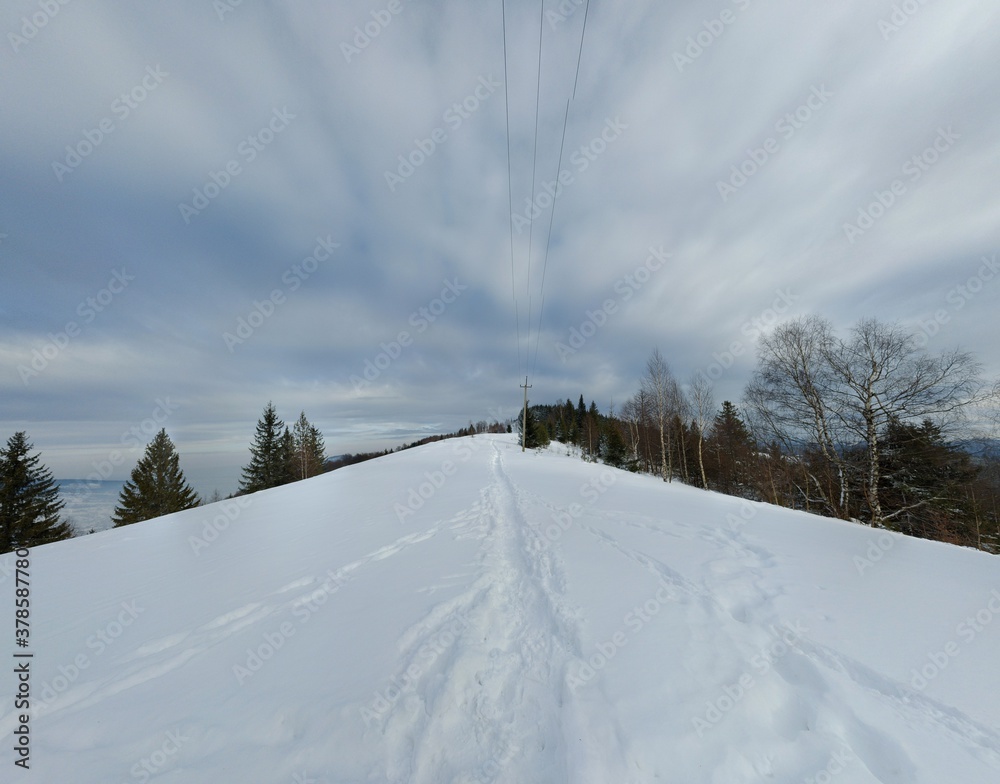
520,376,532,452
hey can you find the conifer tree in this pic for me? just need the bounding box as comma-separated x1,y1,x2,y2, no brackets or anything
112,429,200,527
601,420,628,469
879,417,979,543
239,402,288,494
582,400,601,459
280,426,296,484
517,404,549,449
558,399,575,443
707,401,756,494
0,432,72,551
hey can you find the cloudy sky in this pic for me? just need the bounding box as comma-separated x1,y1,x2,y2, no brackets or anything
2,0,999,495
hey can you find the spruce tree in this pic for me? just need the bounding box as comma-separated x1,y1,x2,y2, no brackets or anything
112,430,200,527
280,426,297,484
517,404,549,449
879,418,979,544
0,432,72,551
707,402,755,494
557,399,575,443
583,400,601,459
602,420,628,469
239,402,288,494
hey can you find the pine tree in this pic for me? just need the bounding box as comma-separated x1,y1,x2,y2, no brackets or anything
557,399,575,443
1,432,72,551
879,418,979,544
239,402,289,494
517,404,549,449
583,400,601,459
280,426,296,484
112,430,200,527
707,401,756,494
602,420,628,469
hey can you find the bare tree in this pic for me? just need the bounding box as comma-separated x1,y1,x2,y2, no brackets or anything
986,379,1000,439
822,318,982,525
690,374,715,489
620,393,643,467
622,388,656,473
747,316,984,526
642,348,676,482
744,316,849,517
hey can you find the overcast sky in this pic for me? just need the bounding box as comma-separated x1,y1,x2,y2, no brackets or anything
2,0,999,495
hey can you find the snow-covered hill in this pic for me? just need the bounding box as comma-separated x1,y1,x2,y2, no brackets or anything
2,434,1000,782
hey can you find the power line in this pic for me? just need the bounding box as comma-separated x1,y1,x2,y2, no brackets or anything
504,0,593,391
501,0,522,375
524,0,546,365
531,97,571,376
572,0,592,100
531,1,591,375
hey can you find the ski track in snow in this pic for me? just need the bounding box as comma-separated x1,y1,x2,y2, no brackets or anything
367,443,635,783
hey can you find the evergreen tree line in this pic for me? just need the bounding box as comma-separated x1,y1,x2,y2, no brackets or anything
1,402,513,552
0,405,329,552
528,316,1000,553
237,403,327,494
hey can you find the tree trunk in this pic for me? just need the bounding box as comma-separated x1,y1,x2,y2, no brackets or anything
865,406,883,525
658,417,666,481
678,420,690,484
697,431,708,489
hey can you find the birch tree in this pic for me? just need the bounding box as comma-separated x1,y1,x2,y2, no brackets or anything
642,348,675,482
744,316,849,517
690,374,715,490
822,318,981,525
747,316,982,526
291,412,327,480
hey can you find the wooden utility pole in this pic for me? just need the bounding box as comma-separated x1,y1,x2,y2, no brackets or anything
520,376,532,452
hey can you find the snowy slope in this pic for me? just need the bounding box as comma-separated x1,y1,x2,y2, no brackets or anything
2,433,1000,783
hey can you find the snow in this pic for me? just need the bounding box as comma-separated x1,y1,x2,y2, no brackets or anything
2,433,1000,782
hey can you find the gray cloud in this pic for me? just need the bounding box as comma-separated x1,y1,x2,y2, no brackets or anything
2,0,998,493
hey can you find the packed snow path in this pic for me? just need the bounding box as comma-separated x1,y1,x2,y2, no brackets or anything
2,434,1000,782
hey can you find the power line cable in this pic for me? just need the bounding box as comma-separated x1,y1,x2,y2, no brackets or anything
505,0,593,385
501,0,522,375
571,0,592,99
531,2,591,375
531,97,571,376
524,0,546,361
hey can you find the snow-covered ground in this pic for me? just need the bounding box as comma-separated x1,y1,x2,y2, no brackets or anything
2,433,1000,782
